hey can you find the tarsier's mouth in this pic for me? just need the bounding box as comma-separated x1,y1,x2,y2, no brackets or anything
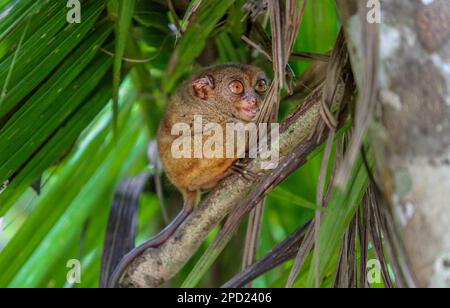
240,107,259,120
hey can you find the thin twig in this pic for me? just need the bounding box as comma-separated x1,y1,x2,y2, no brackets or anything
98,47,155,63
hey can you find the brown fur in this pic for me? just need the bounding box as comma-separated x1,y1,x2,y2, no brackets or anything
157,64,268,201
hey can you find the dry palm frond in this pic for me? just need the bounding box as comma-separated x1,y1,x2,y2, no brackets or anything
242,1,306,282
335,2,380,188
291,51,330,62
100,173,152,288
285,29,353,288
223,220,311,288
365,186,395,288
313,132,335,287
241,199,265,287
309,30,351,287
242,0,268,21
333,215,358,288
283,61,328,104
357,204,369,288
366,181,417,288
311,30,349,142
285,223,315,287
256,0,306,125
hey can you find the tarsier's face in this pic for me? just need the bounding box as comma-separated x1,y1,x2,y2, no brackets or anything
192,65,269,122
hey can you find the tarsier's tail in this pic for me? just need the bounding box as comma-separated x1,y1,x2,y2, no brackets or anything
106,193,197,288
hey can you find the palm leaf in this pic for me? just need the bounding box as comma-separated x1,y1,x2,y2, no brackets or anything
111,0,135,135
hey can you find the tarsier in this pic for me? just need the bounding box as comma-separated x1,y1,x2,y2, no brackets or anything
110,64,268,286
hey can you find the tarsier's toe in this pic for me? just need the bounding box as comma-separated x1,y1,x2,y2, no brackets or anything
231,165,262,183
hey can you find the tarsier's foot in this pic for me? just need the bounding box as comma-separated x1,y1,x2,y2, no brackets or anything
231,161,263,182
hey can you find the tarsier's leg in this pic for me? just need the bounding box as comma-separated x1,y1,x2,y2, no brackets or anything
195,169,234,190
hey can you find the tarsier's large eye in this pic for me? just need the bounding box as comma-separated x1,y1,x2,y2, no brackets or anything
229,80,244,95
255,79,268,93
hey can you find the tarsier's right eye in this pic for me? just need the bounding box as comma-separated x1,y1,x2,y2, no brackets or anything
229,80,244,95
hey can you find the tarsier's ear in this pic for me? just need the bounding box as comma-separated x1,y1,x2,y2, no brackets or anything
192,75,215,100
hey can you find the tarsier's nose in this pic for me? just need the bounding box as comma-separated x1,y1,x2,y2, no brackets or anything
243,95,258,107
